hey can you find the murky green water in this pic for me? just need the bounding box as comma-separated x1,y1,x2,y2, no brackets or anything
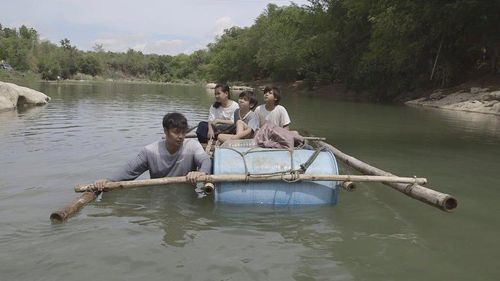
1,81,499,281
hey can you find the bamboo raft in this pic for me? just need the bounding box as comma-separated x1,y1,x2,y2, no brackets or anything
50,138,458,223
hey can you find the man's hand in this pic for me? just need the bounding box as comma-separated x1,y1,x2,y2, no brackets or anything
186,171,206,185
94,179,109,191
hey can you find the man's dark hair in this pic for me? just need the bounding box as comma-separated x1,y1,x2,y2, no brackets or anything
263,86,281,105
239,90,258,110
163,112,188,132
213,83,231,108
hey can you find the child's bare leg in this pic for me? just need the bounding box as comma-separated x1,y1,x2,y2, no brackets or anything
217,133,234,143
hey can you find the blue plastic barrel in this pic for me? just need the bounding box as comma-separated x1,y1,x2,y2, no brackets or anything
213,143,339,205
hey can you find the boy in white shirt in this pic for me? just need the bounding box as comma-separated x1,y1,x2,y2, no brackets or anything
254,86,291,129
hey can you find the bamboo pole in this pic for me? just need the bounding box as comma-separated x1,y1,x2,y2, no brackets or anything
50,192,97,223
303,136,326,141
316,141,458,211
205,138,214,154
52,173,424,222
74,174,427,193
341,181,356,191
202,138,216,193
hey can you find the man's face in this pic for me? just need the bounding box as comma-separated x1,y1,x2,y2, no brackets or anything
165,128,186,149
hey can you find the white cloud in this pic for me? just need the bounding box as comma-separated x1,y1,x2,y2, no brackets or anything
141,39,187,55
94,34,146,53
212,16,235,37
94,35,188,55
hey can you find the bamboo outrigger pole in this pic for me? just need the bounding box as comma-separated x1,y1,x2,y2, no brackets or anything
73,174,427,193
50,192,97,223
315,141,458,212
50,173,427,222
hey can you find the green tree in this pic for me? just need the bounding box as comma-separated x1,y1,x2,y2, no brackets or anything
205,26,257,82
78,53,103,76
58,38,79,78
37,41,61,79
252,4,310,81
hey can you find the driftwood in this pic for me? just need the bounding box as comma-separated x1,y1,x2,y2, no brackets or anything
316,141,458,211
74,174,427,193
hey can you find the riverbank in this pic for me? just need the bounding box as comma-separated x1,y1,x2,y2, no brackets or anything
4,69,500,117
403,76,500,116
256,77,500,116
0,69,202,87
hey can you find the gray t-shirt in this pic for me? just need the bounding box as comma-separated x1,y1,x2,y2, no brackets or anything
233,109,260,132
108,139,211,181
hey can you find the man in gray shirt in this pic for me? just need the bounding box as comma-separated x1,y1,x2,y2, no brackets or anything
96,112,211,188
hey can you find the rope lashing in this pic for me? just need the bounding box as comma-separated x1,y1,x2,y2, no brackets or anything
298,147,322,173
219,145,323,183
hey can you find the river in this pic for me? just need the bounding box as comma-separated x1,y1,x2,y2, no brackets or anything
1,81,499,281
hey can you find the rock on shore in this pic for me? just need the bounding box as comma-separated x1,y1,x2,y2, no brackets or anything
406,87,500,116
0,81,51,112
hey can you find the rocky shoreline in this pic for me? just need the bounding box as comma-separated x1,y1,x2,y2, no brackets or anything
405,87,500,116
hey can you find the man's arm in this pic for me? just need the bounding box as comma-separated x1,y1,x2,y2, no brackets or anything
197,155,212,175
193,142,212,174
108,148,149,181
95,148,149,189
184,142,212,184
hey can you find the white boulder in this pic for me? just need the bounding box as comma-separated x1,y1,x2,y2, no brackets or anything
0,81,51,112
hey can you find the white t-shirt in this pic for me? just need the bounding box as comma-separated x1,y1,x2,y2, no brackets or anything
254,104,291,127
208,100,239,122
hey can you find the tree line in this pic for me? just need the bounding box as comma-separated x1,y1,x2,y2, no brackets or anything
1,0,499,100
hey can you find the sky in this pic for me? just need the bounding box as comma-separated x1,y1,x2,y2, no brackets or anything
0,0,310,55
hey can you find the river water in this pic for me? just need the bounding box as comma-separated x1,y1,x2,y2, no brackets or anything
1,81,499,281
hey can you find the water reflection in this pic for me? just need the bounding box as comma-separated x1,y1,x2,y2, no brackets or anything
90,185,214,247
90,185,355,280
88,183,424,280
430,108,500,137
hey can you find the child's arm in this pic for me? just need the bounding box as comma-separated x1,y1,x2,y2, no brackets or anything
211,119,234,125
279,106,291,130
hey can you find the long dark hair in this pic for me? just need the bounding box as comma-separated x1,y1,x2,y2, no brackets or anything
213,83,230,109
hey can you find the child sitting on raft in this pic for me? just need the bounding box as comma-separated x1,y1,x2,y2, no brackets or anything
217,91,259,143
196,83,239,143
254,86,291,129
